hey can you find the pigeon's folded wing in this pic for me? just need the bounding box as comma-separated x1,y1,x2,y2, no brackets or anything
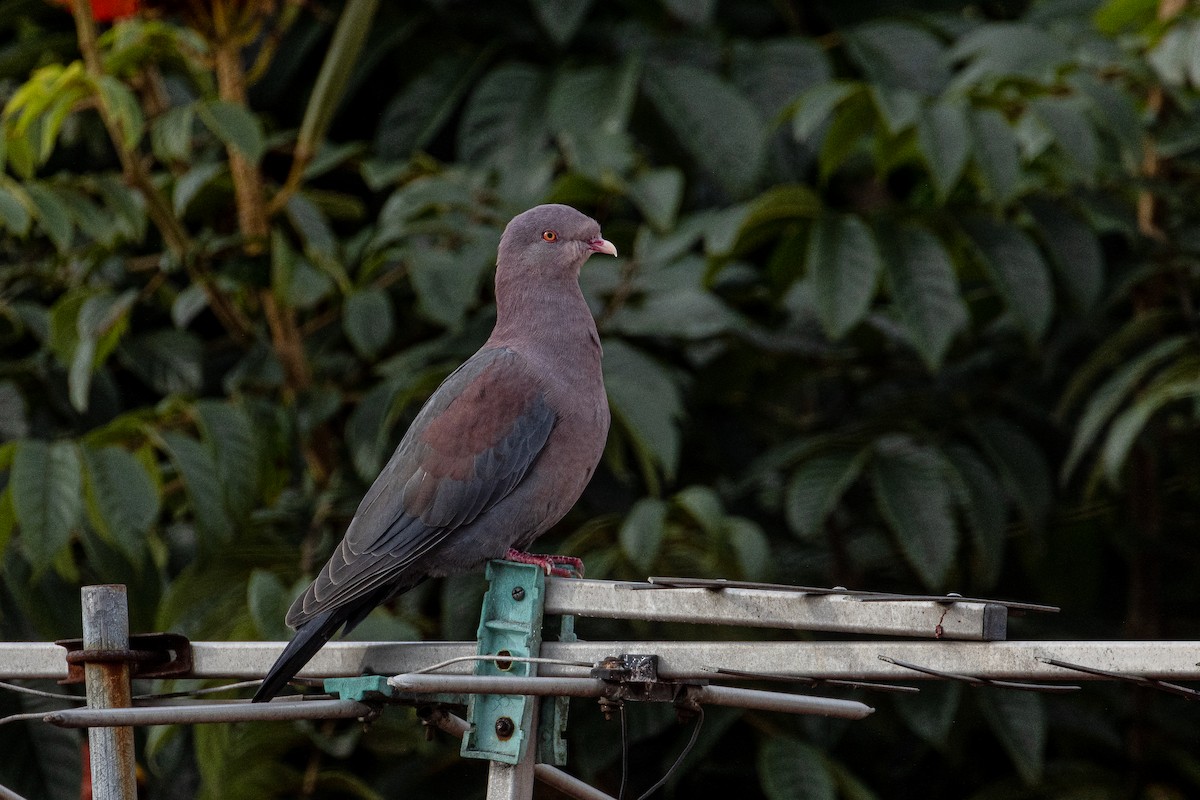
286,347,556,628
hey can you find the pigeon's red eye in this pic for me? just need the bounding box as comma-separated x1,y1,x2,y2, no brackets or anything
542,230,558,242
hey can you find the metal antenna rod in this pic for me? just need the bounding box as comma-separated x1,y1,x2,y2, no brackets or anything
81,585,137,800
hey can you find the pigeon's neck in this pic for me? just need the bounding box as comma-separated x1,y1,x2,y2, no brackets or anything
488,274,600,360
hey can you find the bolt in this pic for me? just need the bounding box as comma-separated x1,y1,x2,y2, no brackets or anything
512,586,525,601
495,716,516,740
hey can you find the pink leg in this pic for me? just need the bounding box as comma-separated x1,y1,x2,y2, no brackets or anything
504,549,585,578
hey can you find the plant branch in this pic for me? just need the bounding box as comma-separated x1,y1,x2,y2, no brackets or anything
70,0,254,343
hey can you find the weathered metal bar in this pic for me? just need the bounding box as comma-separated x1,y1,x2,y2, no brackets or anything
532,764,616,800
0,782,30,800
6,640,1200,683
390,674,874,719
537,641,1200,682
424,709,616,800
0,643,69,680
544,579,1007,640
81,585,137,800
485,699,538,800
43,698,373,728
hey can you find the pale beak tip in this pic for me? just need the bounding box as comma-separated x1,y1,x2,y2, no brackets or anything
590,237,618,257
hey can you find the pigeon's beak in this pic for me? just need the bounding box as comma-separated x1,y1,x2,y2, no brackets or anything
588,237,618,257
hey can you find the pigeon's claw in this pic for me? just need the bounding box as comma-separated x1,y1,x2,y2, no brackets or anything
504,549,585,578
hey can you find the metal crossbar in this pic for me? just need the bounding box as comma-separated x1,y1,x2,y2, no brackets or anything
2,573,1198,800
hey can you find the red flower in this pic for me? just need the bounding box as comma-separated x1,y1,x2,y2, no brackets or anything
49,0,140,22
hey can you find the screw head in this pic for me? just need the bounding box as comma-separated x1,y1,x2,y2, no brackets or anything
511,586,525,601
495,716,516,740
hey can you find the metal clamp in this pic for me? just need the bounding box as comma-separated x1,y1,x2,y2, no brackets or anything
55,632,192,685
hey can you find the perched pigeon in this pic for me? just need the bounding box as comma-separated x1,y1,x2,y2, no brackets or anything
253,204,615,702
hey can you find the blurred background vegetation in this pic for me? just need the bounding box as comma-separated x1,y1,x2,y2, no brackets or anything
1,0,1199,797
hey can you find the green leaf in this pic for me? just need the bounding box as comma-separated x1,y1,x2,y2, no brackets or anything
346,378,407,481
82,444,158,564
893,682,961,748
732,38,831,119
965,218,1054,341
785,448,868,539
604,339,684,485
817,90,875,182
0,487,14,563
972,417,1051,529
458,62,551,167
25,182,72,251
172,162,222,216
119,329,203,395
0,381,29,440
806,214,882,339
978,690,1046,784
247,569,292,641
151,103,195,162
970,108,1021,204
845,21,949,95
885,224,968,369
285,193,350,291
1025,198,1104,313
618,497,668,570
0,183,31,235
96,75,143,150
11,439,82,572
870,435,958,589
344,287,395,359
868,85,922,134
1100,368,1200,487
944,444,1007,588
643,63,766,198
606,257,747,340
1061,336,1189,481
195,400,260,520
790,81,858,142
531,0,593,46
660,0,715,26
759,737,836,800
197,99,266,163
1031,97,1099,181
1094,0,1158,34
295,0,380,161
726,517,770,580
675,485,725,536
374,55,484,159
949,23,1070,87
407,247,487,330
628,168,684,231
917,100,971,201
160,432,233,545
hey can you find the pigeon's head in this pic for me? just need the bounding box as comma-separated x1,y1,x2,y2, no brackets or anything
498,204,617,277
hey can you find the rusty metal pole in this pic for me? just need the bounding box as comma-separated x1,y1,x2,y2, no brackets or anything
81,585,137,800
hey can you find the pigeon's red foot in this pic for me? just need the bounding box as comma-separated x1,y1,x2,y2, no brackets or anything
504,549,585,578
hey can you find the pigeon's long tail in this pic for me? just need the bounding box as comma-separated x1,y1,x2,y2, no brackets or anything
252,607,345,703
252,584,404,703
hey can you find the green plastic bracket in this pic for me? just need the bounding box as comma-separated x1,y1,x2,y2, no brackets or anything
461,560,546,764
323,675,397,702
537,613,575,766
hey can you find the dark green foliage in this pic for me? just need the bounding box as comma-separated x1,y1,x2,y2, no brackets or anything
1,0,1199,797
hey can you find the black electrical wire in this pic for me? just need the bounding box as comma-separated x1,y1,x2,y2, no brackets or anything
635,707,705,800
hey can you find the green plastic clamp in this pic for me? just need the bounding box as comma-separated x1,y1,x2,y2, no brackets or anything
538,613,575,766
323,675,397,702
461,560,546,764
